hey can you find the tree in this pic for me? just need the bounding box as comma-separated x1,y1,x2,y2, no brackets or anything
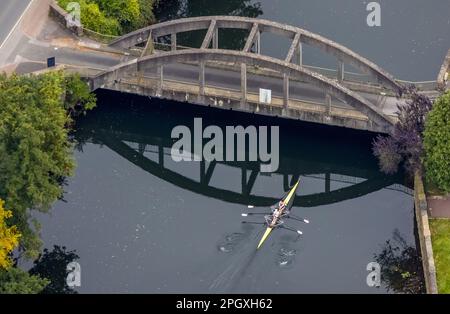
93,0,140,32
58,0,157,35
0,267,49,294
423,91,450,192
0,72,96,259
372,86,433,176
63,73,97,117
0,199,20,269
137,0,156,28
58,0,121,35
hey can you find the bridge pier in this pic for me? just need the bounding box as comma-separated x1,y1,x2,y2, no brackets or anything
213,27,219,49
283,73,289,115
255,31,261,54
198,60,205,102
171,33,177,51
325,93,332,116
241,63,247,109
337,60,344,82
157,65,164,96
297,42,303,66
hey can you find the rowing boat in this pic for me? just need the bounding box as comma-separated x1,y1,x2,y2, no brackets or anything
256,180,301,249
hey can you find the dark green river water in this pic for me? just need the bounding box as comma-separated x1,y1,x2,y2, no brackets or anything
28,0,449,293
30,91,423,293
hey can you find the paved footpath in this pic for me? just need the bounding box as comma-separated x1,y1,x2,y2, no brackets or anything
428,195,450,218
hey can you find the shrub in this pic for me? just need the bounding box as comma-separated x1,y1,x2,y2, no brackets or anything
373,86,433,176
423,91,450,192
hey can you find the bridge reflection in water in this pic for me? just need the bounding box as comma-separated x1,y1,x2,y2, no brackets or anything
76,90,412,209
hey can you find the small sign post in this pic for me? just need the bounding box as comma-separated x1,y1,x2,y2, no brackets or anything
259,88,272,104
47,57,56,68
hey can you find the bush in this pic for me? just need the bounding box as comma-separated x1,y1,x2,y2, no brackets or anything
423,91,450,192
58,0,121,35
57,0,156,36
372,86,433,176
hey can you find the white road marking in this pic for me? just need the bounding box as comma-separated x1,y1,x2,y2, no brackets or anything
0,0,35,50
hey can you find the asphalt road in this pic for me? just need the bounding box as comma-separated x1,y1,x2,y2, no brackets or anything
0,0,32,49
149,63,403,112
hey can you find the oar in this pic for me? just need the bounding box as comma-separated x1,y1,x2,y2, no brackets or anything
281,224,303,235
286,214,310,224
242,221,266,225
241,212,267,217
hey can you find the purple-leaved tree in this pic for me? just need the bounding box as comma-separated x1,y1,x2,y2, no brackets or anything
372,85,433,176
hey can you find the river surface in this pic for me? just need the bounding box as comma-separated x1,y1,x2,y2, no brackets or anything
30,0,440,293
31,91,423,293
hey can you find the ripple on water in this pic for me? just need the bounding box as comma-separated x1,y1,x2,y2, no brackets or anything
277,248,297,268
217,233,245,253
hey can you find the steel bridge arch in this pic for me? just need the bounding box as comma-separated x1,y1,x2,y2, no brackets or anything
108,15,402,93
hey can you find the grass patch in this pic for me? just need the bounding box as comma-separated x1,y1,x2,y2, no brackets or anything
424,177,447,197
430,219,450,293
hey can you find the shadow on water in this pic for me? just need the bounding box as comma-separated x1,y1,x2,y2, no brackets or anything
74,90,410,209
374,229,425,294
29,245,80,294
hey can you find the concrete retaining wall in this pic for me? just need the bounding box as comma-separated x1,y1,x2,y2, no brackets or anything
414,172,438,294
49,0,83,36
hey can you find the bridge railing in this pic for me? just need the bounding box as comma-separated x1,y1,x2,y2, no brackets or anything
144,45,438,93
82,28,120,44
118,74,383,122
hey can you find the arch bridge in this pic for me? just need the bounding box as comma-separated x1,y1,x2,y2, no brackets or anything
92,16,403,133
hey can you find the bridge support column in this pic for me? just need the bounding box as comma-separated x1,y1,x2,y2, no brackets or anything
213,28,219,49
283,74,289,115
198,60,205,102
157,65,163,96
255,31,261,54
297,42,303,66
325,93,332,116
241,63,247,109
171,33,177,51
337,60,344,82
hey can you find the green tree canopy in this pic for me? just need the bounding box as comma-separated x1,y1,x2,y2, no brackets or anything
58,0,156,35
0,72,95,259
423,91,450,192
0,267,49,294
